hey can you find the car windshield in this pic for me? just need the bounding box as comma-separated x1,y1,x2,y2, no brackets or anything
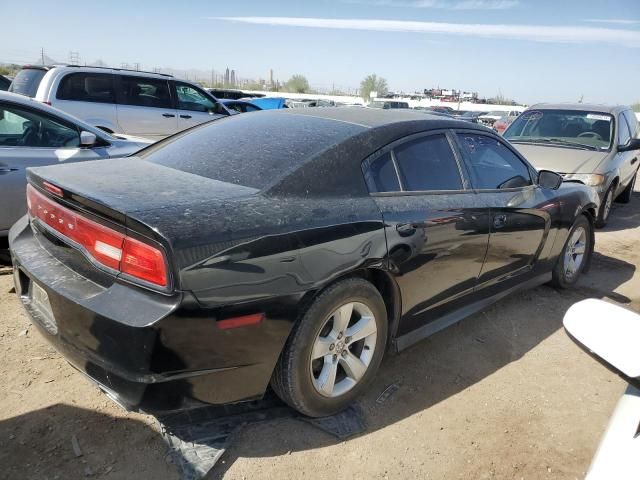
504,109,614,150
8,68,47,97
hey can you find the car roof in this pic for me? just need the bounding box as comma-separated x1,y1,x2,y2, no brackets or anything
140,107,489,196
528,103,628,114
25,65,174,79
273,106,472,129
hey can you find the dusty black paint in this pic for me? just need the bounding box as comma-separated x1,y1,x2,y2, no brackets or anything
11,108,598,412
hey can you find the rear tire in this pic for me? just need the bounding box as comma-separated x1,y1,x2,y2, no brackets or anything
551,215,592,289
595,185,614,228
271,278,387,417
616,171,637,204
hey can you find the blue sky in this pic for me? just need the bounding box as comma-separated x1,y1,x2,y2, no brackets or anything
2,0,639,104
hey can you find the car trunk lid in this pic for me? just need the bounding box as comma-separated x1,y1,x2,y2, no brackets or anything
26,158,259,290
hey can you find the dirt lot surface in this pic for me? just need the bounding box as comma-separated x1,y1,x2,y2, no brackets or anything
1,192,639,480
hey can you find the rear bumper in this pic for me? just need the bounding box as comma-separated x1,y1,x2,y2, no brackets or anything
9,216,294,412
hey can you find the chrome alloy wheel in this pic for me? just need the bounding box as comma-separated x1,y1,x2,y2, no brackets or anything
564,226,587,281
310,302,377,398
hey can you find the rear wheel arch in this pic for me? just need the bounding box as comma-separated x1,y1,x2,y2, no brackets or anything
296,268,401,351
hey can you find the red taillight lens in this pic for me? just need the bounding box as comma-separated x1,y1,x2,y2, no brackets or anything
121,237,167,287
27,184,168,288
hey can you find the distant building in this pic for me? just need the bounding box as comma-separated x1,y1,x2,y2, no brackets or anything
224,67,230,85
230,69,236,86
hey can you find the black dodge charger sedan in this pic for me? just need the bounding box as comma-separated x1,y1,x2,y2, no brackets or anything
10,108,599,417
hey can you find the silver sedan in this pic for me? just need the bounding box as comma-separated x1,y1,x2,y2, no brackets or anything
0,91,151,259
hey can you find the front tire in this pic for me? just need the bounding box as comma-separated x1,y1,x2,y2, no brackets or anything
595,185,614,228
271,278,387,417
551,214,592,288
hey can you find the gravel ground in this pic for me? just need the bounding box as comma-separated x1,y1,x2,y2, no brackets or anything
0,191,638,480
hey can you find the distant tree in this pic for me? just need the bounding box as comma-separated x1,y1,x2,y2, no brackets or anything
488,91,518,106
632,102,640,113
0,65,19,76
286,74,310,93
360,74,388,101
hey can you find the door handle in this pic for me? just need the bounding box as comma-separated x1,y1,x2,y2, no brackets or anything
493,214,507,229
162,113,175,118
632,157,638,165
179,114,192,119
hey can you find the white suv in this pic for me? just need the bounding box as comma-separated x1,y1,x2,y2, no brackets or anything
9,66,230,140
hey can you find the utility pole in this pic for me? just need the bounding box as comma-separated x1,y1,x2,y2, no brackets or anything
68,51,80,66
40,47,45,65
133,62,140,71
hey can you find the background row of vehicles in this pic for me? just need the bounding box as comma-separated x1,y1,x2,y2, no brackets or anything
1,64,639,255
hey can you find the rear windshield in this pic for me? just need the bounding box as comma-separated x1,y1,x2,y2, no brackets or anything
8,68,47,97
139,112,364,189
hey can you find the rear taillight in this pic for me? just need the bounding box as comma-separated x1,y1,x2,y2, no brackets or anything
27,184,168,288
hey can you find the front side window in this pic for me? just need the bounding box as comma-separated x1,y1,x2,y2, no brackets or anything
457,133,532,190
622,110,638,138
175,82,215,112
57,73,115,103
618,114,631,146
0,104,80,148
119,76,172,109
393,134,463,191
363,152,401,193
505,109,614,150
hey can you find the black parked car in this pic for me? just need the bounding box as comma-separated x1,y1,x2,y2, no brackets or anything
10,108,599,417
0,74,11,91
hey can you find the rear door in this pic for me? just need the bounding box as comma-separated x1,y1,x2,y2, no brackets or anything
0,101,107,233
364,130,491,336
174,81,226,131
454,131,549,289
115,75,177,139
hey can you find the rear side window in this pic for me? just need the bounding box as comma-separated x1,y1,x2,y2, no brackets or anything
393,134,463,191
8,68,47,97
57,73,115,103
363,152,401,193
119,76,172,109
457,133,532,189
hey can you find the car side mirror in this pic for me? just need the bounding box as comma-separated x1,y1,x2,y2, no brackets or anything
537,170,562,190
618,138,640,152
564,299,640,386
79,131,97,147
